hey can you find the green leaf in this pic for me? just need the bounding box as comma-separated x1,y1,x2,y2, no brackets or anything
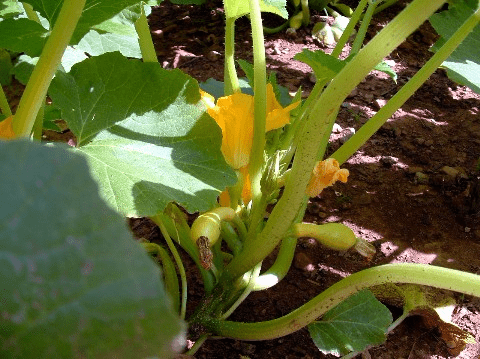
0,0,23,19
77,30,142,58
200,77,253,98
43,104,63,131
0,18,48,57
0,139,185,359
22,0,143,43
0,48,12,85
308,290,392,356
429,1,480,94
374,60,397,83
49,52,236,216
294,48,346,83
224,0,288,20
92,3,151,37
12,48,87,85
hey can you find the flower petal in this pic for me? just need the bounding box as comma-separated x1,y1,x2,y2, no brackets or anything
200,89,216,109
265,84,300,131
0,116,15,140
207,93,254,169
306,158,349,197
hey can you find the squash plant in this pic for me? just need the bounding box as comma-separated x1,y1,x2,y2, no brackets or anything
1,0,480,357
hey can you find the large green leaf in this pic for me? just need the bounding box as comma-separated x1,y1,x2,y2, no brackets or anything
0,0,23,19
429,1,480,94
294,49,346,83
308,290,392,356
49,51,236,216
22,0,142,43
224,0,288,20
0,18,48,57
92,3,152,37
76,30,142,58
0,140,185,359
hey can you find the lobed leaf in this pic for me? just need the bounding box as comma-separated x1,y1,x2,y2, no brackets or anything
223,0,288,20
22,0,144,43
49,52,236,216
308,290,392,356
0,140,185,359
429,1,480,94
0,18,48,57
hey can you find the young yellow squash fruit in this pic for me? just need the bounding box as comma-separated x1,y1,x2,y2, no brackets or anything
190,207,236,269
293,222,356,251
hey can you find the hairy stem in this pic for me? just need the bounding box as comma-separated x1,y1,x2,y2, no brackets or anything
208,264,480,340
12,0,86,137
134,5,158,63
224,17,240,95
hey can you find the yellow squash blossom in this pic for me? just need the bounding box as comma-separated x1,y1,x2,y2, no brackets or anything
306,158,349,197
0,116,15,140
201,84,299,170
202,84,299,206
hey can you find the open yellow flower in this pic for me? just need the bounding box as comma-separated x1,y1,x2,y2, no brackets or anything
0,116,15,140
202,84,299,169
306,158,349,197
218,165,252,206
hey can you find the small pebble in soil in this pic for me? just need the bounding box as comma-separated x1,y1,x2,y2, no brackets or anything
414,172,429,185
206,50,221,61
285,27,297,38
340,127,355,143
294,252,315,272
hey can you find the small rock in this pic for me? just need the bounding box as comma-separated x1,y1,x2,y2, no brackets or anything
380,156,396,167
424,139,434,146
206,50,221,61
273,45,282,55
286,27,297,38
294,252,315,271
332,123,343,133
415,137,425,145
363,93,374,101
414,172,429,184
465,227,471,233
340,127,355,143
441,166,459,178
373,98,386,110
309,72,316,83
152,29,164,38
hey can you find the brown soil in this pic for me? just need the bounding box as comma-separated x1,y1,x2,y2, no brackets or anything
143,1,480,358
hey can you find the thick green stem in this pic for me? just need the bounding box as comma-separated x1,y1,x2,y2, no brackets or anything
134,4,158,63
224,17,240,95
331,0,369,58
31,104,44,141
208,263,480,340
0,85,12,117
221,261,262,319
220,0,445,284
12,0,86,137
332,5,480,164
350,0,378,55
142,242,180,314
154,215,188,320
252,236,297,291
248,0,267,218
